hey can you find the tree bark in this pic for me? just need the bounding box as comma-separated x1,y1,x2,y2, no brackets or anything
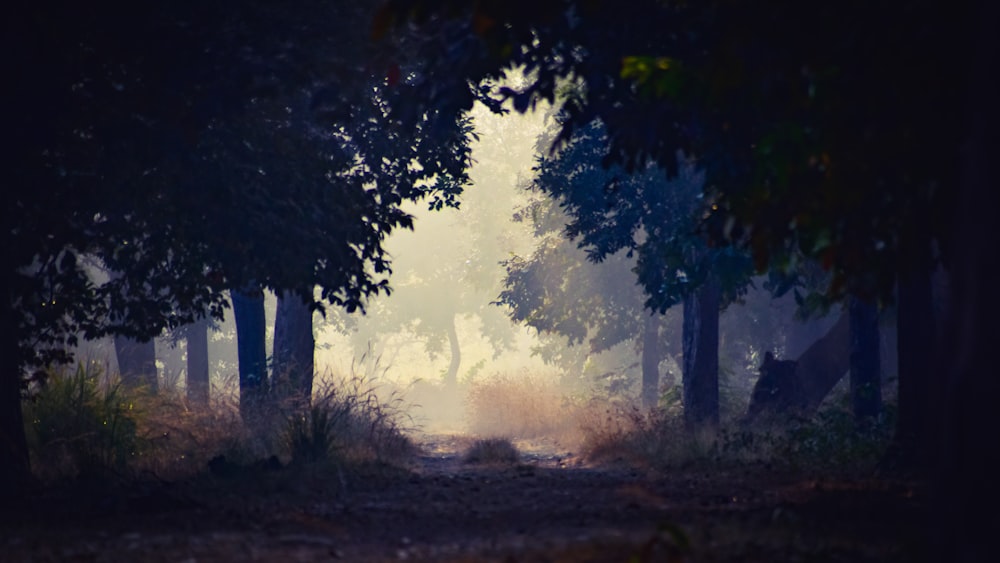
232,286,268,423
682,277,720,429
272,290,315,404
795,309,851,410
894,263,934,468
114,336,157,393
934,4,1000,558
0,296,30,498
848,296,881,422
186,318,210,408
640,313,661,409
444,313,461,388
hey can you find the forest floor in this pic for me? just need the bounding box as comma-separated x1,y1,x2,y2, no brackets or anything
1,432,929,562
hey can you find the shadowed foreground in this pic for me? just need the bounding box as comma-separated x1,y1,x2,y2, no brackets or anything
2,435,925,562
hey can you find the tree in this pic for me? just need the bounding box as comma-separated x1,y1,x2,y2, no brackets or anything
498,195,675,407
515,118,753,427
3,1,474,494
272,291,316,403
185,318,211,407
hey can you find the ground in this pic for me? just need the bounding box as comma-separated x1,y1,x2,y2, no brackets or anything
1,433,927,562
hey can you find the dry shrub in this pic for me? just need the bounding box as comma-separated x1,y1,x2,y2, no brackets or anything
462,437,520,465
131,391,248,480
576,398,718,468
465,372,579,440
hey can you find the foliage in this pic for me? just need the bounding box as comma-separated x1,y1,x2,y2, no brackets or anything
525,118,753,314
24,363,141,480
7,0,474,378
375,0,970,304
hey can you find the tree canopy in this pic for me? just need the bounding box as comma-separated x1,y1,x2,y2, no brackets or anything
374,0,971,303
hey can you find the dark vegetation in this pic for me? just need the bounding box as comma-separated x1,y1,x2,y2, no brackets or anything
4,0,998,561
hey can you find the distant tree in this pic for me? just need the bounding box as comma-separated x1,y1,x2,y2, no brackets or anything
341,100,542,388
498,187,673,407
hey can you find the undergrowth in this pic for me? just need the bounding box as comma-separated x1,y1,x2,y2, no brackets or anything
579,394,897,475
283,374,416,466
23,362,417,485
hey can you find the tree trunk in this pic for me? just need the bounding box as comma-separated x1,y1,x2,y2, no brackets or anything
682,277,720,429
186,318,210,408
114,336,157,393
934,4,1000,558
640,313,661,409
894,264,934,468
795,310,851,410
848,296,881,422
232,286,268,424
0,296,31,498
272,290,315,404
444,313,461,388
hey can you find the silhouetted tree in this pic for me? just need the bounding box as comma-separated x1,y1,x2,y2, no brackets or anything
2,1,473,494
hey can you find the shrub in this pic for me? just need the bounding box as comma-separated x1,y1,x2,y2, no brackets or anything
25,362,142,480
462,437,520,465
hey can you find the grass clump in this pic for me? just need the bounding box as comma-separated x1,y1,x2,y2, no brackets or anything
283,374,416,467
25,362,143,481
462,437,521,465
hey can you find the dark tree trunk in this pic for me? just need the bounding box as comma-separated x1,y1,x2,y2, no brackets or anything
682,277,720,429
933,5,1000,558
640,313,661,409
444,313,461,388
232,286,268,423
848,296,881,422
894,263,934,469
795,310,851,410
186,318,210,408
272,290,315,404
879,312,898,383
0,296,31,498
114,336,157,393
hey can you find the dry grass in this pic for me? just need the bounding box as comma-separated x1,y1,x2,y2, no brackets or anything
461,437,521,465
24,362,418,484
464,372,580,441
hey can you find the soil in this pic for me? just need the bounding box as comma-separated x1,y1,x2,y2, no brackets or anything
0,433,928,562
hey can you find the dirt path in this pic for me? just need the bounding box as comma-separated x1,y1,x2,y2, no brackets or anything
1,433,926,562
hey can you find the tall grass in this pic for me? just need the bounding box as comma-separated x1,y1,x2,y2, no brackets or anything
283,372,416,466
24,362,141,481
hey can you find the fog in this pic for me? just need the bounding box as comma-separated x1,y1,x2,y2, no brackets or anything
71,98,869,438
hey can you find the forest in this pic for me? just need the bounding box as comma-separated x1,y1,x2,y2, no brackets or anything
2,1,997,561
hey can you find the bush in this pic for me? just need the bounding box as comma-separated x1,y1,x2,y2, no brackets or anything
462,437,520,465
25,362,142,480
